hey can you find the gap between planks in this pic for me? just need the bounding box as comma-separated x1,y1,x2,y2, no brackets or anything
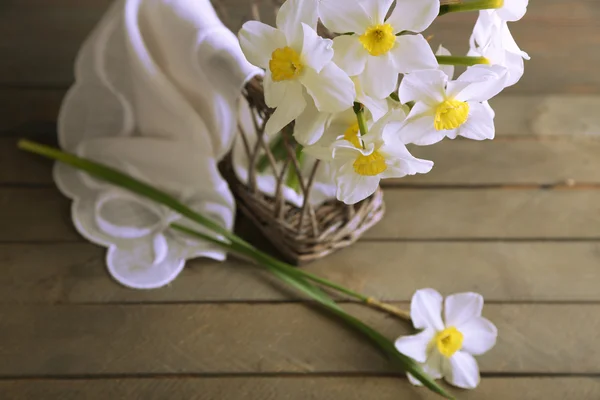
1,303,599,375
2,377,600,400
2,241,600,304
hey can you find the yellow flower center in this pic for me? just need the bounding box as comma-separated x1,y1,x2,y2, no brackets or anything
343,122,362,148
359,24,396,57
269,47,304,82
434,327,464,358
353,151,387,176
434,99,470,131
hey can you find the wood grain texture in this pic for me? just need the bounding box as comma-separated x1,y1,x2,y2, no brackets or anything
0,303,599,375
3,188,599,241
0,0,599,94
3,89,600,138
4,136,600,186
2,242,600,304
3,377,600,400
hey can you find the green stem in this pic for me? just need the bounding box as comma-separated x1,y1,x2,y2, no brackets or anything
439,0,504,16
171,224,449,399
353,102,369,136
436,55,490,66
257,133,286,172
285,144,304,193
18,139,408,319
19,139,453,398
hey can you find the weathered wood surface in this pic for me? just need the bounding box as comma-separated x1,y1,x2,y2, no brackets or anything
0,303,598,375
1,0,599,94
2,0,600,398
3,89,600,139
3,188,599,241
5,136,600,186
3,377,600,400
3,241,600,304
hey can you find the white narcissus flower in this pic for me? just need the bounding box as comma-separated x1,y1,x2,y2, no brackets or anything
469,11,530,87
319,0,439,99
395,289,498,389
397,66,508,146
239,0,355,136
294,76,388,146
329,109,433,204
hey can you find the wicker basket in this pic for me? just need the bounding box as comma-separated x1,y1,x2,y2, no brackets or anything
217,0,385,264
221,76,385,265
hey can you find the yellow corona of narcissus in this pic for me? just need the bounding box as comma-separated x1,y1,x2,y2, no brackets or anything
238,0,355,140
319,0,440,99
395,289,498,389
328,109,433,205
396,66,508,146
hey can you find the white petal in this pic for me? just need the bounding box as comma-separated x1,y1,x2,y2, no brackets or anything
264,71,287,108
361,54,399,99
363,0,395,24
294,98,330,145
497,0,528,22
387,0,439,32
397,103,444,146
239,21,287,69
335,162,380,204
395,328,436,363
436,45,455,79
277,0,319,47
407,349,444,386
444,292,484,327
301,23,334,72
301,63,355,113
454,64,508,102
265,82,307,135
318,0,372,33
381,148,434,178
398,69,446,105
459,317,498,355
390,35,438,73
457,102,495,141
332,35,368,76
443,352,481,389
411,288,445,331
503,50,526,87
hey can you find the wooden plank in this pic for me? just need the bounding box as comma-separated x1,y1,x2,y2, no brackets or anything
3,187,600,241
5,136,600,186
0,303,598,375
3,88,600,138
2,241,600,304
0,0,599,94
2,377,600,400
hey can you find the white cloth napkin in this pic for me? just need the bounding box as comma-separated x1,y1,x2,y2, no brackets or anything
56,0,260,289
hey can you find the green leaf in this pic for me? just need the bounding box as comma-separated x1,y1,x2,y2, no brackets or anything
20,140,455,399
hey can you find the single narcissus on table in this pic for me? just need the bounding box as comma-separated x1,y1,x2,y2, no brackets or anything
328,108,433,205
469,10,530,87
319,0,440,100
395,289,498,389
238,0,355,137
397,66,508,146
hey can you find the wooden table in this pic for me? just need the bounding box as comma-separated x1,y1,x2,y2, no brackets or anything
2,1,600,398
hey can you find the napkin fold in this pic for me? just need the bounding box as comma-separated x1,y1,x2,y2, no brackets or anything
56,0,258,289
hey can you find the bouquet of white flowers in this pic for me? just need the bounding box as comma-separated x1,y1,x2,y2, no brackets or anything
19,0,529,397
227,0,528,263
